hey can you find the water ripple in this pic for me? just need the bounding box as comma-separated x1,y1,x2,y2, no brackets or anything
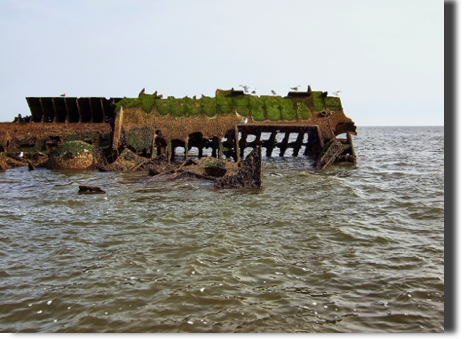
0,127,444,332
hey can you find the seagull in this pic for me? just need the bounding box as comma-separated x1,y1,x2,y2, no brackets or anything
240,85,250,93
271,89,277,96
290,85,301,91
251,88,257,95
60,93,66,97
17,152,23,158
333,90,342,97
238,117,248,124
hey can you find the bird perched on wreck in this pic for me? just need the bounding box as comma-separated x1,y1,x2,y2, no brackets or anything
240,85,250,93
60,93,66,97
251,88,257,95
271,89,278,96
235,110,248,124
332,90,342,97
17,152,23,158
290,85,301,91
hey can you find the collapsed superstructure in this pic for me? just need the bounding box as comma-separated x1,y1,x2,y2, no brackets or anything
0,86,357,177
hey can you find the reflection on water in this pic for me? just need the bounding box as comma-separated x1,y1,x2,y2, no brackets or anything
0,127,444,332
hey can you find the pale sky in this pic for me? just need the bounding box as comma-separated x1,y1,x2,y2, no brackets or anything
0,0,443,126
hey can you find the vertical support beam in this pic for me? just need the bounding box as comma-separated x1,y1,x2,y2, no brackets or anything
279,131,291,157
218,140,223,159
239,129,248,158
64,97,70,123
304,131,314,156
112,106,123,150
234,126,240,162
89,98,93,123
293,131,305,157
185,141,189,160
211,137,219,158
255,130,262,146
151,117,156,159
347,132,356,162
76,98,83,123
167,141,173,162
198,142,203,159
52,98,58,122
100,98,106,123
266,131,277,157
39,98,46,122
304,127,324,157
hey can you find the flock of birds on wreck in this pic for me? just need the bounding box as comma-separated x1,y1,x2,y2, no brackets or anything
58,87,342,100
238,85,342,98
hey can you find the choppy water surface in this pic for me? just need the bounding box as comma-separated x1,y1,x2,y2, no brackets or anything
0,126,444,333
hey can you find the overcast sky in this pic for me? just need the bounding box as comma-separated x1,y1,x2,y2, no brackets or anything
0,0,443,125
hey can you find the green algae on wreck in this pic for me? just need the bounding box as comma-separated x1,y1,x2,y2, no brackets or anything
48,140,97,170
114,88,344,121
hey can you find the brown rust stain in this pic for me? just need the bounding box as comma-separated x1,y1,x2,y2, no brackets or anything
121,107,356,143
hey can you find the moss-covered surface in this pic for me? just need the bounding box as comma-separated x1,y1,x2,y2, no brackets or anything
114,88,342,121
280,98,296,120
63,134,83,142
185,96,202,117
261,96,281,121
48,141,96,170
216,91,234,114
140,94,156,113
325,96,342,111
312,92,326,111
201,96,217,117
296,101,312,119
125,127,154,151
248,96,265,121
52,140,96,156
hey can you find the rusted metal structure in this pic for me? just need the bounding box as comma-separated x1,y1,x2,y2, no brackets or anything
112,86,357,169
0,86,357,171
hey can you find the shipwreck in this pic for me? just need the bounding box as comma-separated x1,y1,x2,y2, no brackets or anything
0,86,357,187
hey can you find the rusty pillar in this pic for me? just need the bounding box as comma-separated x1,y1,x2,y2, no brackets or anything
292,132,305,157
255,130,262,146
100,98,106,123
75,99,83,123
112,106,123,150
52,98,58,122
212,136,219,158
266,131,277,157
278,131,290,157
234,126,240,162
63,98,70,122
239,129,248,159
39,98,46,122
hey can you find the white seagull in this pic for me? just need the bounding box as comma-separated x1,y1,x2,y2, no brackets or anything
17,152,23,158
333,90,342,97
290,85,301,91
238,117,248,124
60,93,66,97
239,85,250,93
271,89,278,96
